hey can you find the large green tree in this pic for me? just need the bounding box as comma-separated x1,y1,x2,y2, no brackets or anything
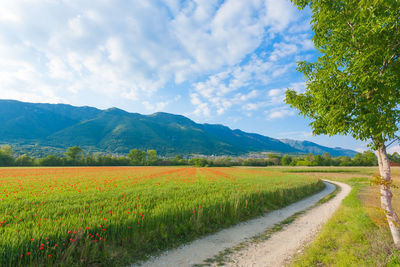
128,149,146,165
286,0,400,246
65,146,83,163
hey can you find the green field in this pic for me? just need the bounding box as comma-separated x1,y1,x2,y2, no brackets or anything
0,166,323,266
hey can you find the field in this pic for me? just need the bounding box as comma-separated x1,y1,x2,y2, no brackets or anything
0,166,324,266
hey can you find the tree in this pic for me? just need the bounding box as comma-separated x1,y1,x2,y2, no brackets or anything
65,146,83,163
172,155,186,165
281,155,292,166
0,145,14,166
15,154,34,166
146,150,158,165
286,0,400,246
389,152,400,164
322,152,332,166
40,155,63,166
128,149,146,165
189,158,208,167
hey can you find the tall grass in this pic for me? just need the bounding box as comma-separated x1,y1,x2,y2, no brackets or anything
0,167,324,266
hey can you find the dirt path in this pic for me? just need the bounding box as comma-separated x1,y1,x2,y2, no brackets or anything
217,180,351,267
132,180,350,267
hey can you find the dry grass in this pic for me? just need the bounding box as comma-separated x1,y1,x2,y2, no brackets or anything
358,167,400,227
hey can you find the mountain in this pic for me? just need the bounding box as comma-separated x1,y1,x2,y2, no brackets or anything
0,99,357,157
280,139,356,157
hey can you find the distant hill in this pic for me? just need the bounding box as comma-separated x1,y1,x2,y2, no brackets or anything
279,139,356,157
0,99,357,157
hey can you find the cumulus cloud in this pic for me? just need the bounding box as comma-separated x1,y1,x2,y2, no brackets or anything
266,107,295,120
0,0,314,119
186,2,313,119
142,95,181,113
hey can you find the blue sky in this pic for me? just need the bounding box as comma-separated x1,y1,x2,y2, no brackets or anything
0,0,388,152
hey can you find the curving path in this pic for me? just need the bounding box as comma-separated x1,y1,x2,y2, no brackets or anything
219,180,351,267
132,180,351,267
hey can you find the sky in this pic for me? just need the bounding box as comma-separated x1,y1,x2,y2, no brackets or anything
0,0,393,153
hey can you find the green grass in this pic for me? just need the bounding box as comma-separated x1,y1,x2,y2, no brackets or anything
291,176,398,266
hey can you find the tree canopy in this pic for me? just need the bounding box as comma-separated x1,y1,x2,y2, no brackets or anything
286,0,400,148
286,0,400,247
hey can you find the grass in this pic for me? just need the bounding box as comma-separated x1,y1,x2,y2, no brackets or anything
288,167,400,266
0,166,324,266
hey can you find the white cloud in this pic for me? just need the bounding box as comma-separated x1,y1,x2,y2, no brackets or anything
0,0,313,120
190,54,293,116
269,43,298,61
190,93,211,117
388,145,400,155
290,81,306,93
355,147,366,153
268,89,283,97
142,95,181,112
278,130,313,139
143,101,169,112
267,108,295,120
0,3,21,23
262,0,297,33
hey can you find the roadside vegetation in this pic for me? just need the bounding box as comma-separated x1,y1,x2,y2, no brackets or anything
287,167,400,266
0,166,323,266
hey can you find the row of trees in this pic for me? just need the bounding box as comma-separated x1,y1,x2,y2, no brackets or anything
188,151,378,167
0,145,381,167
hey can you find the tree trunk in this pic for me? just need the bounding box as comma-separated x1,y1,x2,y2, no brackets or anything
376,144,400,248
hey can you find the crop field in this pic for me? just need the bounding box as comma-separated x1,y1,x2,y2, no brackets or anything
0,166,323,266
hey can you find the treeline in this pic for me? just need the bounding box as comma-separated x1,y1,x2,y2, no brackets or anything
186,151,378,167
0,145,380,167
389,152,400,164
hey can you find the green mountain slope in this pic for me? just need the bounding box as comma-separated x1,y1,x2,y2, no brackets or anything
0,99,356,156
279,139,356,157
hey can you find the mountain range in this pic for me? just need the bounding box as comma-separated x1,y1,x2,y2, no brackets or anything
0,99,356,157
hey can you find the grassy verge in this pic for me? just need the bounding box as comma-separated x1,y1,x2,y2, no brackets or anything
291,176,399,266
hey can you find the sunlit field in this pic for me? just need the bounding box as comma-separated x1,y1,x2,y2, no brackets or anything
0,166,323,266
